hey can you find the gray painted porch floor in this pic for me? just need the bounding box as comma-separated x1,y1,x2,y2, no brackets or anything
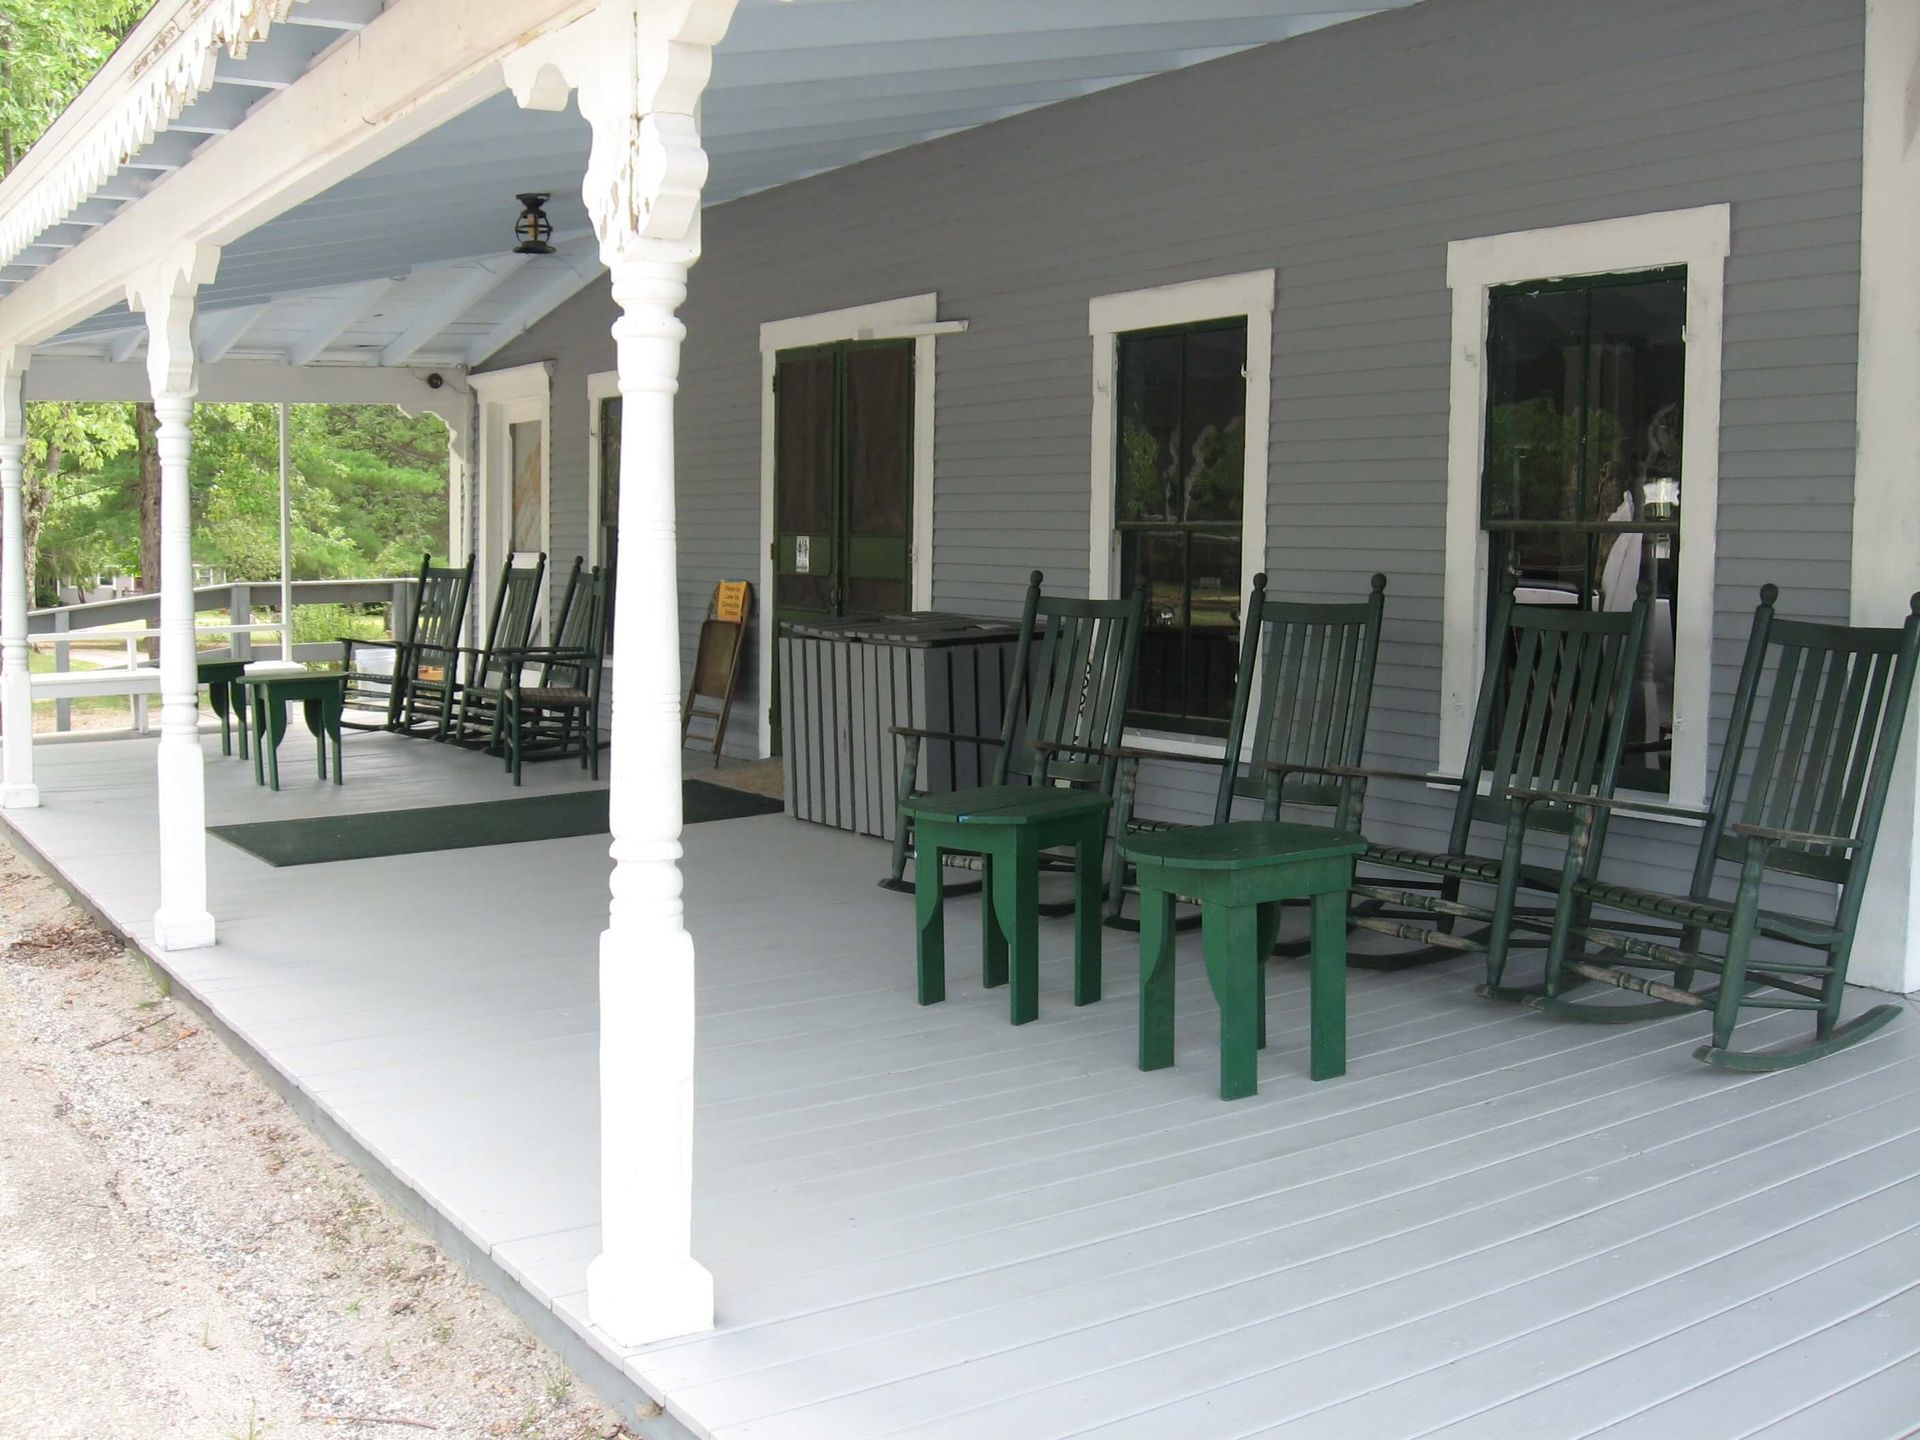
7,728,1920,1440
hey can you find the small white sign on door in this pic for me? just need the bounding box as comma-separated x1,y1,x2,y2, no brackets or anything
795,535,812,574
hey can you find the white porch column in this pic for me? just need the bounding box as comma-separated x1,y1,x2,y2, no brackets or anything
1849,0,1920,995
507,0,737,1347
128,247,221,952
0,349,37,808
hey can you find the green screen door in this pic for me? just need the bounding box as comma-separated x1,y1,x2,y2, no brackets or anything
771,338,914,751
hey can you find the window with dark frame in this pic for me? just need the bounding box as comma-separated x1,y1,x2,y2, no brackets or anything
597,392,621,649
1481,267,1687,793
1114,318,1248,737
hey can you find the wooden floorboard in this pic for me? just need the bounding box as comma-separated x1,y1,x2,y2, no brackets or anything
6,728,1917,1440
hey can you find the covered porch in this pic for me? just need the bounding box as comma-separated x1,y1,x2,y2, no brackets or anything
6,723,1918,1439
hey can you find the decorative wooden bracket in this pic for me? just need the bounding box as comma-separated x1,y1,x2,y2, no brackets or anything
125,244,222,399
503,0,739,265
0,348,25,442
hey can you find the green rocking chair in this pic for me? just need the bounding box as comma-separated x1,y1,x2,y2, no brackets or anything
1267,584,1651,974
1105,572,1387,929
885,570,1144,900
451,552,553,748
499,563,608,785
1503,586,1920,1069
340,553,474,736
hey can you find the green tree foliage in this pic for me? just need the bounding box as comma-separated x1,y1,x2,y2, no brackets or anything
35,404,449,600
0,0,147,173
6,4,449,607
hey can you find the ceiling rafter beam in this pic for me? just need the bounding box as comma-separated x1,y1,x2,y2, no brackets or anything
466,242,603,366
381,258,530,368
286,278,395,365
194,303,269,363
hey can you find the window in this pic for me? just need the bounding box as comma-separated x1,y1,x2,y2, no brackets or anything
596,391,621,564
1483,269,1686,791
1115,320,1248,734
1089,270,1274,748
595,389,620,649
1444,207,1727,810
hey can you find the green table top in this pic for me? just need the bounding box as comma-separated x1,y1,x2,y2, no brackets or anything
903,785,1110,826
242,669,346,692
197,658,250,680
1118,820,1363,870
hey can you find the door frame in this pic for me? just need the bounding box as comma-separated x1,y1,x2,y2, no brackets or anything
757,293,956,757
472,362,553,637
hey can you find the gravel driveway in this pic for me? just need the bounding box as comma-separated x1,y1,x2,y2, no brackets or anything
0,833,638,1439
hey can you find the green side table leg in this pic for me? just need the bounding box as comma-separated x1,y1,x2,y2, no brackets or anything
995,831,1040,1026
1138,886,1176,1071
328,696,344,785
1256,901,1280,1049
1073,816,1103,1006
980,852,1008,991
235,684,249,761
209,681,232,756
264,698,287,791
915,839,946,1006
1309,886,1349,1081
305,697,327,779
1202,902,1262,1101
250,691,267,787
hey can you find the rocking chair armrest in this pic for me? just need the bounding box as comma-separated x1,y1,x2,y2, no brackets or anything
1099,743,1230,768
889,725,1004,747
1502,786,1711,824
1031,739,1118,761
1727,819,1860,852
499,646,598,664
1264,761,1462,788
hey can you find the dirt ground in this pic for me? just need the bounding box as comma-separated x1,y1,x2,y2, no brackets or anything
0,836,645,1440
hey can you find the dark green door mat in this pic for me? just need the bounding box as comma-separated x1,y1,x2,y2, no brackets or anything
211,781,784,867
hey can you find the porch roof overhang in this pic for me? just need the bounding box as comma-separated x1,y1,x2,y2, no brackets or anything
0,0,1417,382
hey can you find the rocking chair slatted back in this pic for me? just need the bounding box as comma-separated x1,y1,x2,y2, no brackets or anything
1702,587,1920,888
1225,572,1387,824
996,574,1144,791
541,565,607,693
410,558,473,660
1454,587,1650,847
476,555,547,688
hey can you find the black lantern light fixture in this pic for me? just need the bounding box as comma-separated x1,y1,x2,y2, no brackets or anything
512,192,555,255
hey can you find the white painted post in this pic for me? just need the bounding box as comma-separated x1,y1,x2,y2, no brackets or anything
52,611,71,733
1849,0,1920,995
505,0,738,1347
0,350,38,806
129,247,220,952
279,402,294,659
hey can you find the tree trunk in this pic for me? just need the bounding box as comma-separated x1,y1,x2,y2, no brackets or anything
135,402,160,594
23,442,55,607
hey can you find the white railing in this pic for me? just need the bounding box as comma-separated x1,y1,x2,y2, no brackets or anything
25,576,415,733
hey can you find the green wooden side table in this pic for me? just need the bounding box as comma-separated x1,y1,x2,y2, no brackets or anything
901,786,1110,1025
1119,821,1364,1098
198,658,252,759
244,671,347,791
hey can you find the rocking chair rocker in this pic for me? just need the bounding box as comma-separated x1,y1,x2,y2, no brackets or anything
1500,586,1920,1069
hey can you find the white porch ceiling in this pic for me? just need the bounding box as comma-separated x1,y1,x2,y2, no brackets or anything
14,0,1416,369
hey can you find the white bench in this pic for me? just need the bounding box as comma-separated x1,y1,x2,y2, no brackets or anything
30,665,162,732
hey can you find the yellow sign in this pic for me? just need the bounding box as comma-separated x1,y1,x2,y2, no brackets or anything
715,580,750,623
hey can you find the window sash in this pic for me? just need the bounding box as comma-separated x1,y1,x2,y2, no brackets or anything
1113,316,1248,736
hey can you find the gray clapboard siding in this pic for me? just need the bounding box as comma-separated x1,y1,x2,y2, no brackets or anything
483,0,1865,910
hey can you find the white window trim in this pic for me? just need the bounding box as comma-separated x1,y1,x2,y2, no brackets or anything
1088,269,1275,757
1443,206,1729,811
756,293,953,758
471,361,553,638
586,368,619,568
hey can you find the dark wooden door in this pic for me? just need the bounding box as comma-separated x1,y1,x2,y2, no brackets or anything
771,338,914,750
